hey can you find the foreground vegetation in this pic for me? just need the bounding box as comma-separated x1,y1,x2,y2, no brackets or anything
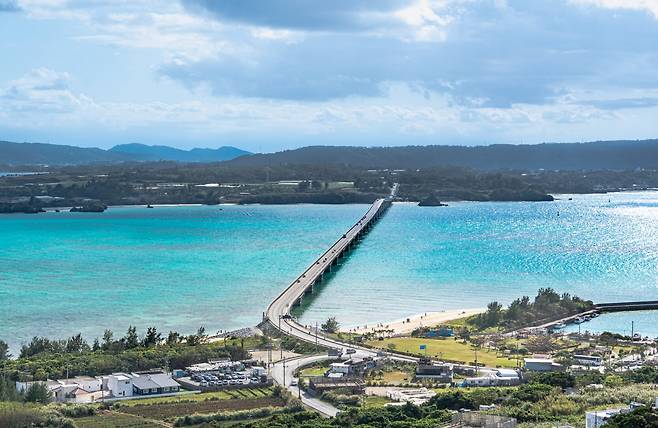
0,326,252,381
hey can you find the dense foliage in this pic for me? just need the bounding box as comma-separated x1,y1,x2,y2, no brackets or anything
606,406,658,427
0,326,250,381
473,288,594,330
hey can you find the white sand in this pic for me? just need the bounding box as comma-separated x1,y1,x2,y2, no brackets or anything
341,308,486,336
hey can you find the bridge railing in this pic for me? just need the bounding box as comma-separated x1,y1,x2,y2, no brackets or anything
266,199,390,319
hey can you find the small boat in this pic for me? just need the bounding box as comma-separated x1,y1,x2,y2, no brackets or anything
147,204,154,208
553,322,566,329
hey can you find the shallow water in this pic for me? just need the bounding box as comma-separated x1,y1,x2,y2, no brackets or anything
2,192,658,353
0,204,365,352
297,192,658,331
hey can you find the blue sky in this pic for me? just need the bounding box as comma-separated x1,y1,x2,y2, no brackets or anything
1,0,658,152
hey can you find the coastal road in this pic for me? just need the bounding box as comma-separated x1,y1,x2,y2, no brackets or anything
271,354,341,417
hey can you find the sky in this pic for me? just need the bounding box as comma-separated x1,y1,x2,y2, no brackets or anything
1,0,658,152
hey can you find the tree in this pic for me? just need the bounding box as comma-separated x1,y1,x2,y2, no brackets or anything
123,326,139,349
166,331,180,346
142,327,161,347
0,377,21,401
606,406,658,428
321,317,339,333
24,382,52,404
102,329,114,350
196,327,207,344
0,340,10,360
65,333,88,353
525,335,556,353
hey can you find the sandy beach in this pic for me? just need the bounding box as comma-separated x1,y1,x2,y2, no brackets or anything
341,308,486,336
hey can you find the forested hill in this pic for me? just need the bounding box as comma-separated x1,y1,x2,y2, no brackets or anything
0,141,132,165
228,139,658,170
0,141,250,165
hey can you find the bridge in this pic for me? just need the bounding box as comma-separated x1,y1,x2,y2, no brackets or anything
265,197,392,349
595,300,658,312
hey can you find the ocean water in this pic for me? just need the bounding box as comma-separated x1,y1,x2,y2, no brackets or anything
563,311,658,338
296,192,658,333
2,192,658,353
0,204,366,352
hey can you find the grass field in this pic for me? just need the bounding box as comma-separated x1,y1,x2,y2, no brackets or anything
299,367,326,377
367,337,517,368
362,396,391,408
75,412,164,428
378,370,412,385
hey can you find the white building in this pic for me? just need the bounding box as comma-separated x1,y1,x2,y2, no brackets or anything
524,358,564,372
131,373,180,396
462,370,520,387
586,402,644,428
107,373,133,398
573,354,603,366
586,408,627,428
16,377,103,404
329,362,351,376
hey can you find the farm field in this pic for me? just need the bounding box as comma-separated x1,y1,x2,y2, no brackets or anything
74,412,164,428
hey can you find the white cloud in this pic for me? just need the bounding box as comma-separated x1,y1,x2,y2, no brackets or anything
0,68,93,114
571,0,658,19
394,0,456,42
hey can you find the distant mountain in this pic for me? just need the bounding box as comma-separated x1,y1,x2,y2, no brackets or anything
228,139,658,171
0,141,131,165
109,143,250,162
0,141,250,165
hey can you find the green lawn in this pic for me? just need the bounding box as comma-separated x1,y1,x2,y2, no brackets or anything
363,396,392,408
367,337,517,368
299,367,326,377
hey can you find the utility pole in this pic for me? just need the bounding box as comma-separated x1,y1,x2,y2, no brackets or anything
315,321,319,351
475,348,478,375
631,321,634,340
283,357,286,386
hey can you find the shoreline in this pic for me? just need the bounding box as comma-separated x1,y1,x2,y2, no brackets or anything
340,308,486,337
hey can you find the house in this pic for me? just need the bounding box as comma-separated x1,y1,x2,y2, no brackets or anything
107,373,133,398
586,408,629,428
493,369,521,385
462,370,520,387
415,360,453,383
51,385,100,404
329,362,350,376
328,357,378,377
131,373,180,396
524,358,564,372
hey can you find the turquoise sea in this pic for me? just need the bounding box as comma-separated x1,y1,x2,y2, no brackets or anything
2,192,658,352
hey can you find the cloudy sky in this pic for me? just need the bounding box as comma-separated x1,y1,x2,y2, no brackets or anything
1,0,658,152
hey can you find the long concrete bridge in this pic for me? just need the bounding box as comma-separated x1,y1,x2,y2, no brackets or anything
265,197,392,347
